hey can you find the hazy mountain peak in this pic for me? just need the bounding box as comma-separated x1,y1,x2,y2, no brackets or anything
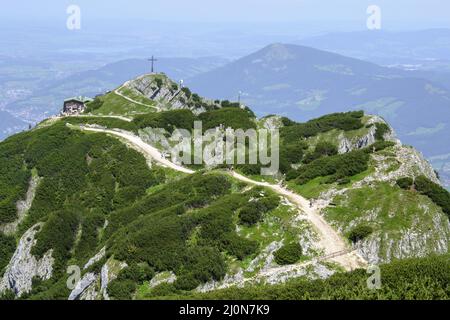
259,43,297,62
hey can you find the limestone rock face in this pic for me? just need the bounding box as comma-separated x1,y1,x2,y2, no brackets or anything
356,211,450,265
0,175,41,236
261,115,283,130
68,272,98,300
0,224,54,297
318,129,446,265
338,125,376,154
149,271,177,289
100,264,110,300
100,259,128,300
123,74,217,114
337,115,400,154
83,247,106,270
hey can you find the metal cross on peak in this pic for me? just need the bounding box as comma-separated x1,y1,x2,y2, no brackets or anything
148,56,158,74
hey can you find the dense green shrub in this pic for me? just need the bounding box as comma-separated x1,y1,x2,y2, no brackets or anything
414,176,450,217
181,87,192,98
108,187,240,288
108,279,137,300
257,195,280,212
17,125,160,234
337,177,351,185
145,283,178,298
238,206,261,225
0,123,166,295
155,78,163,88
291,150,370,185
369,141,395,152
111,213,194,270
348,225,373,243
396,177,414,190
198,107,256,131
220,100,240,108
281,111,364,142
32,210,80,274
174,246,226,290
0,289,16,300
21,275,71,300
0,234,16,276
374,123,390,141
238,194,279,226
280,140,308,167
0,136,31,224
220,233,258,260
106,173,231,235
237,163,262,176
84,97,104,113
280,117,296,127
74,211,105,262
114,263,155,285
303,141,338,164
274,243,303,265
174,254,450,300
133,109,195,133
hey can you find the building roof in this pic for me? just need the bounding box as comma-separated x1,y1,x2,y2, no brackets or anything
64,96,93,103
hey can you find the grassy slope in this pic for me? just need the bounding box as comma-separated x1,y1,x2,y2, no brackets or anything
325,182,450,260
90,91,156,116
150,254,450,300
2,81,449,300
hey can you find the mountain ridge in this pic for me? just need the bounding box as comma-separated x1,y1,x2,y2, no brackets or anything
0,74,449,300
186,43,450,188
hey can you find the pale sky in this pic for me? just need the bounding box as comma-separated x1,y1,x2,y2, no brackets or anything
2,0,450,28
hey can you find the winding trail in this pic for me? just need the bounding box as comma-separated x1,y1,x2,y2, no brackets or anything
114,81,159,111
81,127,194,174
230,172,367,270
79,126,367,271
65,114,134,122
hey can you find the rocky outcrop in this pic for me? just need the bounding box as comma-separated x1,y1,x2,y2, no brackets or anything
317,140,447,264
83,247,106,270
355,211,450,264
366,115,400,143
68,254,127,300
0,175,41,236
196,269,245,293
0,224,54,297
100,259,127,300
258,261,335,285
261,115,284,130
337,115,400,154
100,264,110,300
338,125,376,154
246,241,283,274
68,272,98,300
149,271,177,288
123,74,217,114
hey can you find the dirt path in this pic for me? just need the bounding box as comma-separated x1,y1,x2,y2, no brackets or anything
230,172,367,270
81,127,194,174
79,127,367,270
64,114,134,122
114,82,159,111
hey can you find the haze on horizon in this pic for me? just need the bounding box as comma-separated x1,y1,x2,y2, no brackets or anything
2,0,450,31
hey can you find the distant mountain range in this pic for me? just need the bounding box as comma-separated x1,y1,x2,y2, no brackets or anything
298,29,450,71
186,43,450,187
0,56,227,135
2,40,450,187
